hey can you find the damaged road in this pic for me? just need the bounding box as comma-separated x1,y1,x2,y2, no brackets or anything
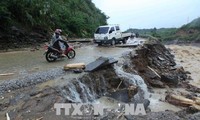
0,41,200,119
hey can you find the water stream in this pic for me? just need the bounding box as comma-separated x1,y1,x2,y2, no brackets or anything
114,64,149,99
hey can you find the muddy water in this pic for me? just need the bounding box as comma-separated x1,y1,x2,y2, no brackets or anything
166,44,200,87
0,44,131,82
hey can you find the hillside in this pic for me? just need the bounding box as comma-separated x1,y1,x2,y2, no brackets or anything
175,17,200,42
181,17,200,29
0,0,107,50
127,17,200,42
126,28,177,41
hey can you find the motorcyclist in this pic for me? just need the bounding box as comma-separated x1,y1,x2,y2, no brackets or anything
51,29,69,57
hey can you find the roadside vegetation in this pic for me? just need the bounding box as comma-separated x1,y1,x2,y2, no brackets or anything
0,0,107,37
0,0,107,49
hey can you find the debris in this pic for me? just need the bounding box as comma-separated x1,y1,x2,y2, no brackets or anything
115,80,123,91
181,82,200,93
157,56,165,61
161,73,179,86
166,94,200,110
36,117,43,120
73,69,83,73
131,42,187,88
107,86,138,103
117,112,124,119
63,63,85,70
0,73,14,76
106,57,118,65
147,66,161,78
166,94,194,107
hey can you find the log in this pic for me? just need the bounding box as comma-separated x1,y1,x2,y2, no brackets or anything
165,94,195,107
166,94,194,107
193,97,200,105
191,104,200,111
63,63,85,70
0,73,14,76
166,94,200,111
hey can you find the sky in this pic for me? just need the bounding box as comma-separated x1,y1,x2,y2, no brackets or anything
92,0,200,31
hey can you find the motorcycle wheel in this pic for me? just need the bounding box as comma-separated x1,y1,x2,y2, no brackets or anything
67,49,76,59
45,51,57,62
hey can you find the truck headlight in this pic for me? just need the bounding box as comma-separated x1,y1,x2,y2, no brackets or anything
104,37,108,40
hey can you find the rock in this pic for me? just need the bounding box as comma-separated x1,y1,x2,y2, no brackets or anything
73,69,83,73
181,82,200,93
161,73,179,86
148,79,165,88
185,71,191,74
186,112,200,120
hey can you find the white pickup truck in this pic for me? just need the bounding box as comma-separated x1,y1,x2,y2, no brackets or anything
93,25,132,46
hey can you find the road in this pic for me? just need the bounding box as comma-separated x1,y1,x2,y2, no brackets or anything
0,44,131,82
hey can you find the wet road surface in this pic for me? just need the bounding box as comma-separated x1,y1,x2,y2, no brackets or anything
0,44,131,82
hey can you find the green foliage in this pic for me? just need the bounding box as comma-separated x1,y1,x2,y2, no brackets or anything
181,17,200,30
0,0,107,37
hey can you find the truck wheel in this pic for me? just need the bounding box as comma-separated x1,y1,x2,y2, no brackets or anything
98,43,102,46
111,39,115,46
122,39,126,44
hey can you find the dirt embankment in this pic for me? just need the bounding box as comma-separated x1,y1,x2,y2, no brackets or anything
124,41,187,88
0,26,50,50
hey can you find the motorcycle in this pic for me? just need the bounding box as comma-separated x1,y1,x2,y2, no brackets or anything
44,44,76,62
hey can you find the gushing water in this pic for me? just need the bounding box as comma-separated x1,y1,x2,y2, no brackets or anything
61,79,96,103
114,64,149,99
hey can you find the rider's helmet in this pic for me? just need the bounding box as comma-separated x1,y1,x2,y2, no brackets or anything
55,29,62,35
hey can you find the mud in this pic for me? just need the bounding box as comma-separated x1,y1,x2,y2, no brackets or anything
0,26,50,50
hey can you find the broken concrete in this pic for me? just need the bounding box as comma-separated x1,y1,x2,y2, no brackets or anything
85,57,118,72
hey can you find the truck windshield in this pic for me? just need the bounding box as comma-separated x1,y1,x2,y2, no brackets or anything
95,27,109,34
